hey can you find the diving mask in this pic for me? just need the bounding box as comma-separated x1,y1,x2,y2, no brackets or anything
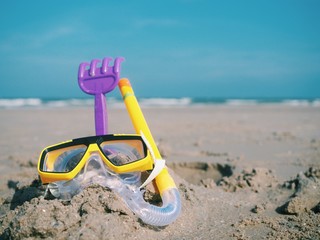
38,134,154,184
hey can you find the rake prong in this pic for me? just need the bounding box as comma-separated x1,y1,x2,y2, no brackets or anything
78,62,89,78
114,57,125,74
102,57,113,73
89,59,100,76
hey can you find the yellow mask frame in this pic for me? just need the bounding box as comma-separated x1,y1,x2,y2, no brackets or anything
38,134,153,184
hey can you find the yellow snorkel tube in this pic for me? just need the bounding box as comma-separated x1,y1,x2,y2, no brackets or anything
118,78,176,193
118,78,181,226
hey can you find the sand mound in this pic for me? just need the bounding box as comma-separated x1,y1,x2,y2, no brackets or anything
219,168,279,193
0,171,199,240
1,185,141,239
1,165,320,239
279,167,320,215
232,167,320,239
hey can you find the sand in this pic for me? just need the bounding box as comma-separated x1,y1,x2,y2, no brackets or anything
0,105,319,239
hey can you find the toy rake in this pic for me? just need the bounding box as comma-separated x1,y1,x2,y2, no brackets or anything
78,57,124,135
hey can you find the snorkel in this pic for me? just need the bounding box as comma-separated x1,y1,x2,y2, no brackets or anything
39,57,181,227
118,78,181,226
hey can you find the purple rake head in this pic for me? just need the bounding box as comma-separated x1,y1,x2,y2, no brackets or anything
78,57,125,136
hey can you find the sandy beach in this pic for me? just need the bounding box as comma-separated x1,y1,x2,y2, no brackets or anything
0,104,319,239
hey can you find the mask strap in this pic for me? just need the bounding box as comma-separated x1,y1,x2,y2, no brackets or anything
139,131,166,189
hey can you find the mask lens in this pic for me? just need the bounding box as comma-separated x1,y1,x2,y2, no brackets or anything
42,145,87,172
100,139,146,166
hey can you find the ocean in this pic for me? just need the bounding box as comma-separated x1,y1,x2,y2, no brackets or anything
0,97,319,109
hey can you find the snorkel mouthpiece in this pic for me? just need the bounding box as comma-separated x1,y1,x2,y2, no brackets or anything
118,186,181,226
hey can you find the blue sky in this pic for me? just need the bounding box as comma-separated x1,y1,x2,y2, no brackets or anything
0,0,319,99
